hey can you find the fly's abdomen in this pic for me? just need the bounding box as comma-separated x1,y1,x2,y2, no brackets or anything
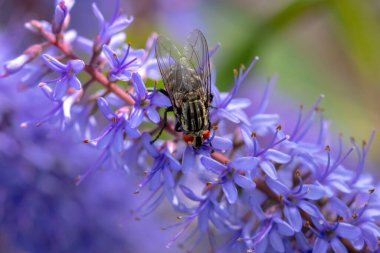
181,99,208,132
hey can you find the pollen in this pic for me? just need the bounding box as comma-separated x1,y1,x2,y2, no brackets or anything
251,131,257,138
82,139,89,143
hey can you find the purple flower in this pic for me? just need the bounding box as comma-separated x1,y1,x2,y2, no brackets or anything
76,97,139,184
41,54,84,98
129,72,171,128
247,216,294,253
327,190,380,251
102,44,139,81
201,156,257,204
307,217,362,253
92,0,133,51
266,174,325,232
163,185,233,251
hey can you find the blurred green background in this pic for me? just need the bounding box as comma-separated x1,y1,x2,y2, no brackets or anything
128,0,380,171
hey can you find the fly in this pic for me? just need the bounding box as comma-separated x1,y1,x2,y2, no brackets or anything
152,29,212,148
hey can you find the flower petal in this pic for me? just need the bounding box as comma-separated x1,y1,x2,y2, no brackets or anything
233,174,255,189
218,108,240,123
125,123,141,138
180,185,204,202
200,156,227,173
350,237,364,251
131,72,147,99
141,133,159,157
151,91,172,107
165,152,181,171
53,78,68,98
274,218,294,236
163,167,175,188
336,223,361,240
68,59,85,73
362,225,378,250
303,184,325,200
269,230,284,253
211,136,232,151
265,177,290,195
229,156,258,171
97,97,117,121
102,44,119,68
182,145,195,174
92,3,104,26
222,180,238,204
198,207,209,233
41,54,67,72
312,238,329,253
260,160,278,179
265,149,291,164
113,129,123,152
68,75,81,90
146,106,160,123
298,200,322,218
331,238,348,253
129,107,144,128
284,205,302,232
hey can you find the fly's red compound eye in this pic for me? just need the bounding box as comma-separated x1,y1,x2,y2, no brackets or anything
183,134,194,143
202,130,210,139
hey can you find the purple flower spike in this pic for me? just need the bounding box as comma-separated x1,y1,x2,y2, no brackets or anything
2,2,380,251
41,54,84,98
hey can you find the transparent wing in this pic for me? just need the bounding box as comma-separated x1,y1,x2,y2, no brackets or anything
184,29,211,106
155,35,182,106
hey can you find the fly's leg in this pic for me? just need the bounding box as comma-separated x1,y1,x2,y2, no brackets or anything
175,121,182,132
207,119,215,153
147,88,169,97
150,106,173,144
209,93,218,109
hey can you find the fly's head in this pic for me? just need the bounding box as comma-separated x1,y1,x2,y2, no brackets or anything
183,130,211,148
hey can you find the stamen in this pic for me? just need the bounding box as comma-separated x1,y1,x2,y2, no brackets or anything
290,105,303,141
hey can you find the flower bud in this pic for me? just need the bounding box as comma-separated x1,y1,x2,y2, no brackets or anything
52,1,68,34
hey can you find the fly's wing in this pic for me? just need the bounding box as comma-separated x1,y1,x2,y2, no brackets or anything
155,35,182,108
184,29,211,106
